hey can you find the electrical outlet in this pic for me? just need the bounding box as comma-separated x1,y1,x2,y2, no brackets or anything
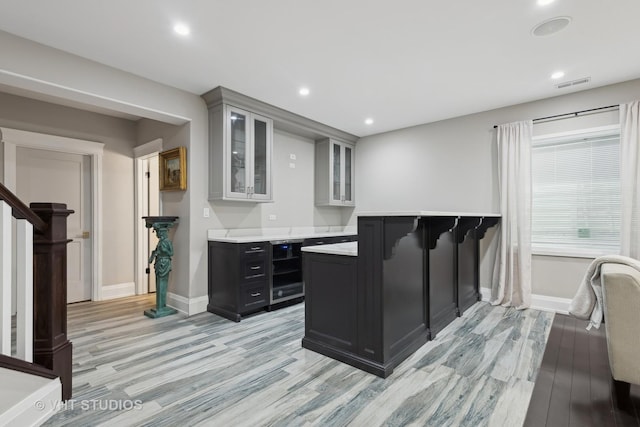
269,214,277,221
203,207,210,218
289,162,296,169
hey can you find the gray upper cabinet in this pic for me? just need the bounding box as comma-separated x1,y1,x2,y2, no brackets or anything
209,104,273,202
203,87,359,203
315,138,355,207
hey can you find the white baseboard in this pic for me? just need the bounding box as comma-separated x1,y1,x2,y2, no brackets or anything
480,287,571,315
101,282,136,300
166,292,209,316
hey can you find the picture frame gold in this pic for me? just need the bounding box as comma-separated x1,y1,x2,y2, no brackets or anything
159,146,187,191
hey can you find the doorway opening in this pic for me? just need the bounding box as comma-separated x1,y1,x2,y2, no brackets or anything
134,139,162,295
1,126,104,302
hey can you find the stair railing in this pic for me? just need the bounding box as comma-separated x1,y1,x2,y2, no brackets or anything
0,181,73,400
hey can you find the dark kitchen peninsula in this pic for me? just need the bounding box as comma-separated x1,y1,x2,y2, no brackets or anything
301,212,500,378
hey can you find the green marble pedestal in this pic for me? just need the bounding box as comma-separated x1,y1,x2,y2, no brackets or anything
143,216,179,319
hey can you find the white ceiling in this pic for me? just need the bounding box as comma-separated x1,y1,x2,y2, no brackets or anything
1,0,639,137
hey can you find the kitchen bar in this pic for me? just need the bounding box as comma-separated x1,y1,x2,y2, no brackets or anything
301,212,500,378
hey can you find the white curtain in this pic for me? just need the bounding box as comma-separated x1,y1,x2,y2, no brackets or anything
620,101,640,259
492,120,533,309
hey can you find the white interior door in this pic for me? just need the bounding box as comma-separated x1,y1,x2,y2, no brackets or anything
143,156,160,293
16,147,91,303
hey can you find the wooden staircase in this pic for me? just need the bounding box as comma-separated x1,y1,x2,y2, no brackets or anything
0,182,73,426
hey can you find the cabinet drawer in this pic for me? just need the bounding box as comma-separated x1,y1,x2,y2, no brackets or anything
303,237,330,246
240,282,268,311
243,242,267,254
243,258,267,279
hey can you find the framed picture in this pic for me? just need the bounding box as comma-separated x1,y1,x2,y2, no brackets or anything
159,147,187,191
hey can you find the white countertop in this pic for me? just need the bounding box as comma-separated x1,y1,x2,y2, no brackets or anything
301,241,358,257
208,226,357,243
356,211,501,217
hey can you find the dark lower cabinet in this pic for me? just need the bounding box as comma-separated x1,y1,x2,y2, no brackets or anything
303,253,358,356
207,241,269,322
207,235,357,322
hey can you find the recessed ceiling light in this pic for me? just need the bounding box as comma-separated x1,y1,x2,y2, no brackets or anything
532,16,571,36
551,71,565,79
365,118,374,125
173,23,190,36
299,87,310,96
537,0,555,6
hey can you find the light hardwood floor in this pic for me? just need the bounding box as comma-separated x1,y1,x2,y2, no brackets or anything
42,295,553,426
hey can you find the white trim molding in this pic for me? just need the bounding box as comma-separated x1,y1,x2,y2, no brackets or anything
101,282,136,300
0,68,191,126
1,126,104,301
532,124,620,144
134,139,162,296
134,138,163,158
167,292,209,317
480,286,571,315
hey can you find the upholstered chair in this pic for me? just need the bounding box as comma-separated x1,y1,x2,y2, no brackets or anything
600,263,640,409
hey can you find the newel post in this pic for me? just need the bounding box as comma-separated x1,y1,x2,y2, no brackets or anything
31,202,74,401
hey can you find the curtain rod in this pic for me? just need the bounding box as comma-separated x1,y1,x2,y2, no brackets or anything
492,104,619,129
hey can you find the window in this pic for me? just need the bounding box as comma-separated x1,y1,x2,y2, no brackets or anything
532,126,620,256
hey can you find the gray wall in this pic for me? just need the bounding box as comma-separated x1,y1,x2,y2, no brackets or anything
349,78,640,300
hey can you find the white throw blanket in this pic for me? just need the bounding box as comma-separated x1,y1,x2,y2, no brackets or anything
569,255,640,329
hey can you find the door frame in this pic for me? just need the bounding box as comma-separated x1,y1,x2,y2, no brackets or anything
1,126,104,300
134,138,162,295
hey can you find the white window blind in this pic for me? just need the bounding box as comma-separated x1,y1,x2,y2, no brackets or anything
532,129,620,255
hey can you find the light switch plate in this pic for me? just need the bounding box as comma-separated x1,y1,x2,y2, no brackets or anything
289,153,296,160
289,162,296,169
203,207,210,218
269,214,277,221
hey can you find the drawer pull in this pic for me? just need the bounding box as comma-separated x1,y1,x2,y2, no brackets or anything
250,266,261,270
250,292,261,297
315,241,324,245
250,246,262,251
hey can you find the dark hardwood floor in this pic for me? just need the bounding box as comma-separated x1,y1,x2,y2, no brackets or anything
525,314,640,427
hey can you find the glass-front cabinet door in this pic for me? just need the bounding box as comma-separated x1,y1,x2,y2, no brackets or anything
324,139,355,206
227,106,249,198
332,142,342,203
249,113,272,201
314,137,355,207
343,144,354,205
225,106,273,201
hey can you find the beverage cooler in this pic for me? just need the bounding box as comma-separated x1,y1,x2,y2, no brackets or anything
270,240,304,304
